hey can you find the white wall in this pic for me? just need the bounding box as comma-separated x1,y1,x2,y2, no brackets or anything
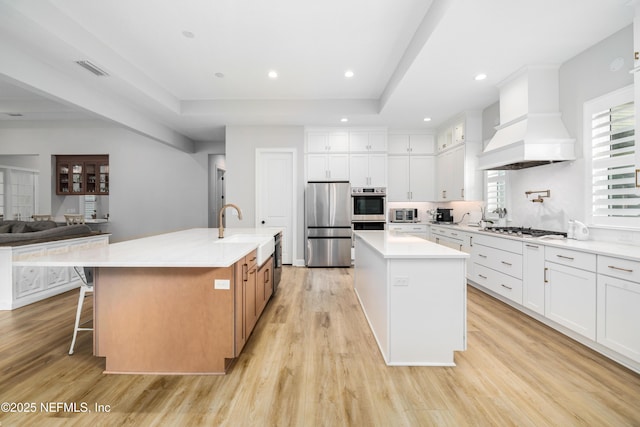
225,126,305,262
0,121,222,242
482,25,638,244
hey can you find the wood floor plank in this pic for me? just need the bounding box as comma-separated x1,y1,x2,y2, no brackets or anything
0,266,639,426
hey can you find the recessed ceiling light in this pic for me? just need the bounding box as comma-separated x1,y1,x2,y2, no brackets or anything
268,70,278,79
423,117,432,122
182,30,195,39
344,70,354,78
215,72,225,78
474,73,487,81
340,118,348,123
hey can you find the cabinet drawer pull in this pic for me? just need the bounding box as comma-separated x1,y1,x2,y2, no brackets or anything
500,284,512,290
478,274,487,279
525,244,539,248
451,232,458,236
501,261,512,266
250,256,257,262
608,265,633,273
556,254,574,260
478,254,487,258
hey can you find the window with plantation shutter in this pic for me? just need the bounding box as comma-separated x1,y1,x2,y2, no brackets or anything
586,85,638,227
486,170,506,216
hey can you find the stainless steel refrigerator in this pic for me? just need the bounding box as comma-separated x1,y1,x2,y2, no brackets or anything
305,181,352,267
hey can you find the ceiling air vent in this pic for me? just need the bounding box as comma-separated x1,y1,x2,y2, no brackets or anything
75,60,109,77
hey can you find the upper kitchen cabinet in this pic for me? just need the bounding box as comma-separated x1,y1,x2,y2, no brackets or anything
388,133,434,155
307,153,349,181
56,155,109,195
350,154,387,187
435,111,483,201
306,129,350,181
306,131,349,153
388,155,435,202
349,131,387,152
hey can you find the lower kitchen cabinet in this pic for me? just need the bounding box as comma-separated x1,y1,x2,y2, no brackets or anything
471,234,523,304
596,255,640,364
544,247,597,341
388,223,429,239
257,256,274,315
522,242,545,315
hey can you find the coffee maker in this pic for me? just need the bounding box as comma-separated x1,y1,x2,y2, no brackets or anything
436,208,454,223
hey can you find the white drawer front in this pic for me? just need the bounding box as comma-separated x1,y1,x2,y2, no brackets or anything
473,233,523,254
473,263,523,304
473,244,523,279
545,246,596,272
597,255,640,283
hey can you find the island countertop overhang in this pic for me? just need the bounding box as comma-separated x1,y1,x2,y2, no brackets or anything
12,227,282,268
354,230,469,259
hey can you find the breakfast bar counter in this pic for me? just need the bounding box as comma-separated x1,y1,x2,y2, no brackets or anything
353,231,468,366
14,227,282,375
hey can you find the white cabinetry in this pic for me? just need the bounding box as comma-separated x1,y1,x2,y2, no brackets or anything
596,255,640,364
471,234,523,304
1,234,110,310
435,112,482,201
522,242,545,315
350,154,386,187
306,130,351,181
388,134,434,155
388,223,428,239
349,131,387,152
388,155,434,202
307,153,349,181
544,247,596,340
307,131,349,152
431,226,472,276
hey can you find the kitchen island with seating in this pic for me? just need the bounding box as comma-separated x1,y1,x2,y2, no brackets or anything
353,230,468,366
13,227,282,375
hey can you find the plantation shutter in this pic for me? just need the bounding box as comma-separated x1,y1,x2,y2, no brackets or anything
590,95,638,221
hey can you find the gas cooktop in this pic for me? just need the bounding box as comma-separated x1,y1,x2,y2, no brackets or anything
482,226,567,238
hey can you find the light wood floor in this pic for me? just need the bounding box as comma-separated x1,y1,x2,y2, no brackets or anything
1,266,639,426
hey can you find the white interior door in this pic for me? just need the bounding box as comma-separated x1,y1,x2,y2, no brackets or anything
257,149,295,264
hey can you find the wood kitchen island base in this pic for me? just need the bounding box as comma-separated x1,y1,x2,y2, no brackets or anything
94,267,236,374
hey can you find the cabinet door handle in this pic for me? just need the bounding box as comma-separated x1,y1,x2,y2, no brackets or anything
478,274,487,279
461,188,464,198
556,254,574,261
544,267,548,283
525,244,539,248
500,284,512,290
243,264,248,282
470,236,473,247
501,261,512,266
608,265,633,273
265,269,270,283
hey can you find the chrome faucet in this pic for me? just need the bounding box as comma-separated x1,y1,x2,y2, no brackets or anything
218,203,243,238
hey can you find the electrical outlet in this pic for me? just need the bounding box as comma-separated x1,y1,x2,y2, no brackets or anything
393,276,409,286
214,279,230,290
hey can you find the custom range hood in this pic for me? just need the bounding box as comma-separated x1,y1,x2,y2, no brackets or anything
478,65,575,170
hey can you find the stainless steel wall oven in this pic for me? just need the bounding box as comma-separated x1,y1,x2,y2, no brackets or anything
351,187,386,222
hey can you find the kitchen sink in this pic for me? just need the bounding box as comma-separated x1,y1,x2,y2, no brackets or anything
215,234,275,265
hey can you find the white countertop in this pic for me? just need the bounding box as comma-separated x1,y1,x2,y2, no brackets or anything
355,230,469,259
431,223,640,262
13,227,282,268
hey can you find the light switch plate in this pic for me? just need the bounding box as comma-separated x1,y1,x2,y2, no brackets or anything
214,279,230,290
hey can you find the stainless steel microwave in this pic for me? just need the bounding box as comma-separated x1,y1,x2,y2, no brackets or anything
390,208,418,223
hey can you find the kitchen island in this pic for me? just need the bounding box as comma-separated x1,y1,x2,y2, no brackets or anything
13,228,281,375
353,230,468,366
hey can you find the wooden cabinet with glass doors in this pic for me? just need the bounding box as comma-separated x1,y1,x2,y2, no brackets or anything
56,155,109,195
